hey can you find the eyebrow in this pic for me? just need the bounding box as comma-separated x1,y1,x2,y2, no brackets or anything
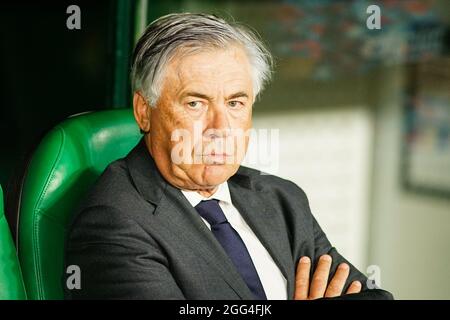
181,91,211,101
226,91,249,100
181,91,249,101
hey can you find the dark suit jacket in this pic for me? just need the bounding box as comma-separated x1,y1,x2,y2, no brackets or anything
64,139,393,300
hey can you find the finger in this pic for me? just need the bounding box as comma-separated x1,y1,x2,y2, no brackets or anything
294,256,311,300
346,281,362,294
324,263,350,298
309,254,332,299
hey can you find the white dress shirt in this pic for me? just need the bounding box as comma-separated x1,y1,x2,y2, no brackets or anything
181,181,287,300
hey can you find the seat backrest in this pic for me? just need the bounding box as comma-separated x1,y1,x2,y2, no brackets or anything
0,184,27,299
17,109,141,299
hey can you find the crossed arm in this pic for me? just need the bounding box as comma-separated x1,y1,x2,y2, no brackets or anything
295,254,362,299
294,253,394,300
295,213,394,300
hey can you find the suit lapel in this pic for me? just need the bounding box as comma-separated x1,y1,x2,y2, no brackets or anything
228,180,295,299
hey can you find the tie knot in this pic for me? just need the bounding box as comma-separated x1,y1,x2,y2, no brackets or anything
195,199,227,226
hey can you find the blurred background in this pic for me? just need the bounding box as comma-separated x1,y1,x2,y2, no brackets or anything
0,0,449,299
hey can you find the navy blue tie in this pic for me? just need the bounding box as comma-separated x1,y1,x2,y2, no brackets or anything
195,199,267,300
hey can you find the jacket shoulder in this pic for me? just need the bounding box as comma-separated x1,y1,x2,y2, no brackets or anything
76,158,153,218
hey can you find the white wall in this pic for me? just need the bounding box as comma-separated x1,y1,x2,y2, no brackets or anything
369,66,450,299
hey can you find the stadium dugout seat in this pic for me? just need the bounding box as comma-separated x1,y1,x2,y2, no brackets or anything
0,184,26,299
14,109,141,299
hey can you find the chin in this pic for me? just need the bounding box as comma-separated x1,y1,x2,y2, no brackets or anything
201,164,234,186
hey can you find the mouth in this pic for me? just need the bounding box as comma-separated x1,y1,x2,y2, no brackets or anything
208,151,231,156
202,153,232,164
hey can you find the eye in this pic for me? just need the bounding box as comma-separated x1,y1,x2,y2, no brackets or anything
187,101,203,109
228,100,244,108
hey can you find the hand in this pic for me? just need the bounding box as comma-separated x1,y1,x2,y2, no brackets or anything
294,254,362,300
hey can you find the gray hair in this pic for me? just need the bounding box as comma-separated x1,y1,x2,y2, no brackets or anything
131,12,273,106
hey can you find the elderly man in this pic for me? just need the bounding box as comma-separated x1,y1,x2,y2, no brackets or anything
64,13,393,300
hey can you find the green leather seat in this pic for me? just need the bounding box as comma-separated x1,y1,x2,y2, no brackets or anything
0,184,27,299
17,109,141,299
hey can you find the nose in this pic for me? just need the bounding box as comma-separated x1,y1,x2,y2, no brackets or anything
205,104,230,138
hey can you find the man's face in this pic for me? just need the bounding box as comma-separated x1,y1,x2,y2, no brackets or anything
139,45,254,192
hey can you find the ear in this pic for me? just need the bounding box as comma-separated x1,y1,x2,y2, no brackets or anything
133,92,151,133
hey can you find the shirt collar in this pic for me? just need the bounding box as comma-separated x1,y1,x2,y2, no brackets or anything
180,181,232,207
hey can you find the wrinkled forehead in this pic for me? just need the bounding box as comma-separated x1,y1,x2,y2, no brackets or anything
163,45,254,93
